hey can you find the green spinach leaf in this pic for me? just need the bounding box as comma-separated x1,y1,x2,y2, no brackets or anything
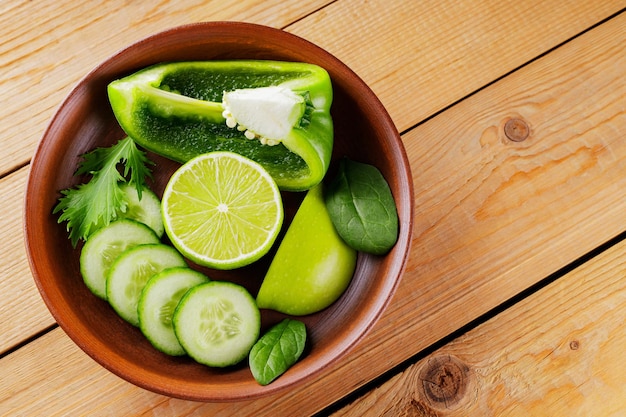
249,319,307,386
325,157,398,255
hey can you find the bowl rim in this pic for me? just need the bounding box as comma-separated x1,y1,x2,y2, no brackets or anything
24,21,414,401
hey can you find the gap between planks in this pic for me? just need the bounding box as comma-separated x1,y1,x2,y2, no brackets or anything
317,228,626,416
314,6,626,416
397,6,626,137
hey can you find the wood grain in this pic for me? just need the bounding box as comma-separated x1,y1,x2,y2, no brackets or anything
2,6,625,416
1,0,623,178
288,0,625,132
0,167,55,354
0,0,331,177
0,330,162,416
332,237,626,416
0,0,330,355
1,0,622,357
4,1,626,415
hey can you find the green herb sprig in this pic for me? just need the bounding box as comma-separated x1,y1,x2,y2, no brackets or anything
54,137,154,247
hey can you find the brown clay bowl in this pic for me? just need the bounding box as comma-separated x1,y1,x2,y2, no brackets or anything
24,22,413,401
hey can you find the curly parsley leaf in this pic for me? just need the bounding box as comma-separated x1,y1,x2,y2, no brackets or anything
53,137,154,247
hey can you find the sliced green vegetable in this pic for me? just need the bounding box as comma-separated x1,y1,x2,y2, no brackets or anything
80,219,159,300
256,183,357,315
115,183,164,237
106,244,187,327
325,158,399,255
173,281,261,367
88,183,163,238
107,60,334,191
54,136,154,246
138,267,209,355
249,319,307,386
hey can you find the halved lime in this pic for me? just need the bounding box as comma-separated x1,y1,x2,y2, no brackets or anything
161,152,284,269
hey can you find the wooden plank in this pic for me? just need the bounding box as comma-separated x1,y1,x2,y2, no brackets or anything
0,329,162,416
2,10,625,416
0,0,331,177
0,0,330,352
10,233,626,417
2,0,622,353
331,238,626,416
288,0,626,132
0,167,55,354
1,0,622,179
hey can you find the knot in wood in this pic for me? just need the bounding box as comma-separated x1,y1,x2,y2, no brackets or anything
419,355,469,408
504,117,530,142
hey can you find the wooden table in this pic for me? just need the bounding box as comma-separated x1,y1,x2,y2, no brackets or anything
2,1,625,415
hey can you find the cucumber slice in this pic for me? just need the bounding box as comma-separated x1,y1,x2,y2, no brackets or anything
173,281,261,367
106,244,187,326
118,183,165,238
80,219,159,299
138,267,209,355
87,184,164,238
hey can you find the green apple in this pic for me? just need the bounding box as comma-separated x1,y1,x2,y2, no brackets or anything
256,183,357,315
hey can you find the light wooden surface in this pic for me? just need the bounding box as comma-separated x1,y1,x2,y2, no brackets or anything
2,1,625,415
333,230,626,416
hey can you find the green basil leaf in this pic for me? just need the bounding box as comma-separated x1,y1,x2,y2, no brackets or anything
249,319,307,386
325,157,399,255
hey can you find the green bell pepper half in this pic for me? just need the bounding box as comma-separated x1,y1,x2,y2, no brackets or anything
107,60,334,191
